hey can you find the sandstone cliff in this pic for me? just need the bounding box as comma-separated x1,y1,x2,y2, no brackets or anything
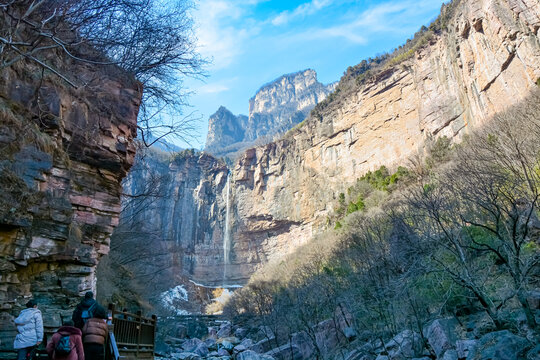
106,0,540,301
0,52,141,347
215,0,540,283
205,69,335,158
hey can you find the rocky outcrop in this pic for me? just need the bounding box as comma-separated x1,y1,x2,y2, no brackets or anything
205,107,248,157
220,0,540,281
0,49,141,349
205,70,335,158
108,0,540,295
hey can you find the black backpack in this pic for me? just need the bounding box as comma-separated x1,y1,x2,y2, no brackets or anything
81,303,96,324
55,335,72,356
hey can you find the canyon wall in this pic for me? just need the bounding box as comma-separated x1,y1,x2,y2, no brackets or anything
106,0,540,304
222,0,540,282
0,52,141,350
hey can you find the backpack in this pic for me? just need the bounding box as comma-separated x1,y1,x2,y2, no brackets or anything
54,335,72,356
81,303,96,324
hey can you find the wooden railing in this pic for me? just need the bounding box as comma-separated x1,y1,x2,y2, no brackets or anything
2,305,156,360
106,304,157,360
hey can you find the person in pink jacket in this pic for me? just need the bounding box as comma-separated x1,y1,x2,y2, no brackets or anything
46,320,85,360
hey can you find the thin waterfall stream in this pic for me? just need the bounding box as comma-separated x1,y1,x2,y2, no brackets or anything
223,173,231,284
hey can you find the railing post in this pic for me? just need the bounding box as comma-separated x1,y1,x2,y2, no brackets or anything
152,314,157,356
136,310,142,358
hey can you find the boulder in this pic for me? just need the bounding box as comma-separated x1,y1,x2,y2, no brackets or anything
182,338,203,352
334,304,356,331
237,350,276,360
219,340,235,352
240,338,255,348
265,344,303,360
384,330,423,360
251,337,277,353
258,326,275,340
193,343,209,357
456,339,476,359
314,319,343,357
248,341,266,354
466,313,497,338
441,349,458,360
218,336,240,345
164,335,185,346
425,318,459,358
466,331,529,360
235,327,248,339
345,348,376,360
170,352,201,360
205,337,217,350
218,323,232,338
526,290,540,309
217,348,231,356
234,344,248,354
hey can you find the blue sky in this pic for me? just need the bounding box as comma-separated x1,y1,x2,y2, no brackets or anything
183,0,447,148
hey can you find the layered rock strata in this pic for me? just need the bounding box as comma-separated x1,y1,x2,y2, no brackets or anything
205,69,335,158
209,0,540,285
226,0,540,264
0,53,141,350
109,0,540,294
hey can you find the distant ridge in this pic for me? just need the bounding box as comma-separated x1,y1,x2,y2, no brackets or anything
204,69,335,158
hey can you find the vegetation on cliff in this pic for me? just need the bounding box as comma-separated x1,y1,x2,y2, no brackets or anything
223,91,540,355
310,0,461,121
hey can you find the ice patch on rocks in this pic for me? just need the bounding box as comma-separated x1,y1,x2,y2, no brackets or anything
161,285,190,315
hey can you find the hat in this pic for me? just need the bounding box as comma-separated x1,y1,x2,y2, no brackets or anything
84,291,94,299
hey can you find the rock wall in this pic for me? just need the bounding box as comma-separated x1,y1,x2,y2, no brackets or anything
0,51,141,349
223,0,540,280
119,152,230,286
205,69,335,158
107,0,540,294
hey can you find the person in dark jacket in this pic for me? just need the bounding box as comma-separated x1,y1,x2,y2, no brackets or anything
13,300,43,360
82,306,108,360
46,320,84,360
72,292,106,330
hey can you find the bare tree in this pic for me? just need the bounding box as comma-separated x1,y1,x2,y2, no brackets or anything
0,0,205,145
400,93,540,330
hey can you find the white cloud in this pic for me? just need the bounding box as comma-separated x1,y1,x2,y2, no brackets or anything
197,83,230,94
271,0,334,26
193,1,262,70
282,0,443,44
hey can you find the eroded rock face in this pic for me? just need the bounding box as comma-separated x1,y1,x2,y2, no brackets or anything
220,0,540,281
113,0,540,292
205,69,335,158
0,51,141,348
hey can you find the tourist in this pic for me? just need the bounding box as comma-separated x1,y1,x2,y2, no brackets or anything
72,292,106,329
46,320,84,360
13,299,43,360
82,306,108,360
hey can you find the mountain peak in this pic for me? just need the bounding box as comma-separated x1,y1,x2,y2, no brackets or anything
205,69,335,157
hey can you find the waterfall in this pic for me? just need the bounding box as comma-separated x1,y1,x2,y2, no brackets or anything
223,173,231,283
